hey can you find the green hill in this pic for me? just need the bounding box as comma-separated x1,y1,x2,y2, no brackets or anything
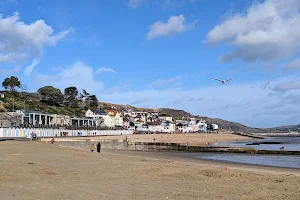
0,92,86,117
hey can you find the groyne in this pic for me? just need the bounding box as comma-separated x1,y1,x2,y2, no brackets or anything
231,132,265,139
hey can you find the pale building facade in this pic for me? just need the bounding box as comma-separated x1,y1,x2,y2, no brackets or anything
17,110,96,127
104,110,123,127
159,116,173,122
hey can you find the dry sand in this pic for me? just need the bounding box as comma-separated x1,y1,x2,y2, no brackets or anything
0,141,300,200
49,133,251,146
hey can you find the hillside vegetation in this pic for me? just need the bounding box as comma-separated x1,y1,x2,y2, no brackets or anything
1,76,98,117
1,92,87,116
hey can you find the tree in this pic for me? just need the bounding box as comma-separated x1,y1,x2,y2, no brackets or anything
79,89,90,106
20,84,28,93
64,87,79,108
2,76,21,92
38,86,64,106
89,95,99,107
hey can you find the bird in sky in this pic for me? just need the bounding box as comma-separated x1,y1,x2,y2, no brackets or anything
213,78,236,84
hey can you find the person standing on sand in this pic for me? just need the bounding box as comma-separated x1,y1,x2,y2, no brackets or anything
90,143,95,152
96,142,101,153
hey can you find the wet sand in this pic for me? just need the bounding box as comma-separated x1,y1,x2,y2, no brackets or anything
0,141,299,200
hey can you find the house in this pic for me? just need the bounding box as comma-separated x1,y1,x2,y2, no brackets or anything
161,120,175,133
159,116,173,122
103,110,123,127
123,117,130,128
176,118,208,133
0,91,5,99
134,118,145,131
207,124,219,132
149,114,159,122
85,109,106,126
0,112,23,128
147,121,161,132
124,111,148,121
198,122,207,132
148,121,175,133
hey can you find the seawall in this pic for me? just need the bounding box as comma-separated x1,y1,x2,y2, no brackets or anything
47,139,300,155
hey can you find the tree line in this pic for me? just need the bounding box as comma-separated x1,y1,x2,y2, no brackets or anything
1,76,99,109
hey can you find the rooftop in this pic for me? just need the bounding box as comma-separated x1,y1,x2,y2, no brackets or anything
105,110,120,117
91,109,107,115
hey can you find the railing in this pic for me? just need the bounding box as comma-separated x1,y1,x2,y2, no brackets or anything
0,128,133,138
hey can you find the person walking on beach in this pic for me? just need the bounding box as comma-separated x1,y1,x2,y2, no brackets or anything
90,143,95,152
96,142,101,153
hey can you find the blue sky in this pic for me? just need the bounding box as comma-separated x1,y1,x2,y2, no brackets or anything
1,0,300,128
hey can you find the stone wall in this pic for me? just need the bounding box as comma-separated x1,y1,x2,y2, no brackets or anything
52,140,300,155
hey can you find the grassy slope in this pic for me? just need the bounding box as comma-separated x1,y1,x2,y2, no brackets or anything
1,92,86,116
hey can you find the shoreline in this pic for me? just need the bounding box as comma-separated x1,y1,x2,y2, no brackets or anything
55,143,300,175
101,149,300,176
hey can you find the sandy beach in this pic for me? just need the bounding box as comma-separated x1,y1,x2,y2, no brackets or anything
49,133,251,146
0,140,299,200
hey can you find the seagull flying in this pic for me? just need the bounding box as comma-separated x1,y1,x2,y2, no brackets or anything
213,78,236,84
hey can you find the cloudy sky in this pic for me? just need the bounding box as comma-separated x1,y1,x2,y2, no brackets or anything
1,0,300,128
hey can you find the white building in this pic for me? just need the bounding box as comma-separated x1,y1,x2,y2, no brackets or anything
148,121,175,133
103,110,123,127
0,91,5,99
176,119,207,133
159,116,173,122
212,124,219,130
17,110,96,127
85,109,106,126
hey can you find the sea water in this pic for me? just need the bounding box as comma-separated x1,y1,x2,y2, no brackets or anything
194,153,300,169
211,137,300,151
196,136,300,168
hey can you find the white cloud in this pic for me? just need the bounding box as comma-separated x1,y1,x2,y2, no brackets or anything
272,79,300,92
284,58,300,71
0,12,73,73
148,76,183,87
24,59,39,76
206,0,300,62
128,0,144,8
0,52,27,63
0,66,20,74
95,67,117,75
106,83,130,95
34,61,104,94
147,15,195,40
128,0,197,9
